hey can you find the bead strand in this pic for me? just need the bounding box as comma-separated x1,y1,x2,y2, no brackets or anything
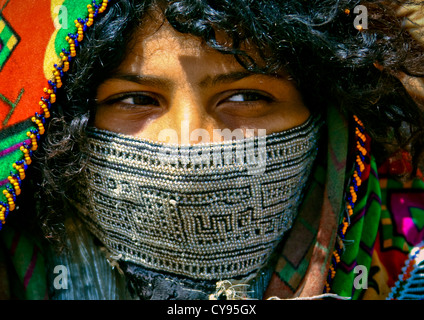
7,174,21,196
324,115,368,293
98,0,108,13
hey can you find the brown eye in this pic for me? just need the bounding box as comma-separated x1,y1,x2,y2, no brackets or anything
120,94,160,106
215,90,276,118
224,91,273,103
102,92,160,108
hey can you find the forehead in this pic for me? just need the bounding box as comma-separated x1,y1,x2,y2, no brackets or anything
118,9,261,75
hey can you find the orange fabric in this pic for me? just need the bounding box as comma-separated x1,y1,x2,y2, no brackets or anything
0,0,55,129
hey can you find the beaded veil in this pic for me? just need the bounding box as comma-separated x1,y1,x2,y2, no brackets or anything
70,116,322,281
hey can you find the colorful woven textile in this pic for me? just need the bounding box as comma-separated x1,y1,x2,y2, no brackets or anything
0,0,98,219
0,0,105,300
264,121,424,300
0,0,423,300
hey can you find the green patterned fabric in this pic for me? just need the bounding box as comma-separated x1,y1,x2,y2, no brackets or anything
0,224,47,299
264,102,424,300
0,121,31,196
54,0,95,56
264,105,350,298
331,156,382,299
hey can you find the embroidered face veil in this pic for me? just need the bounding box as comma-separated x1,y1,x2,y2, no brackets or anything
62,2,324,297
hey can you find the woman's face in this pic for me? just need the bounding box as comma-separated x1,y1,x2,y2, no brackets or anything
94,13,310,144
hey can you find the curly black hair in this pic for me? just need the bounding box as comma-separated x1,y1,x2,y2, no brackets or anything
26,0,424,247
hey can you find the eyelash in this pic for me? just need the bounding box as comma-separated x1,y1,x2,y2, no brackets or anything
221,91,273,104
103,92,160,108
102,90,273,108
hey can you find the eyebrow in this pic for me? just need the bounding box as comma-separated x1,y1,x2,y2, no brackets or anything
106,73,174,90
198,71,257,88
105,71,266,89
